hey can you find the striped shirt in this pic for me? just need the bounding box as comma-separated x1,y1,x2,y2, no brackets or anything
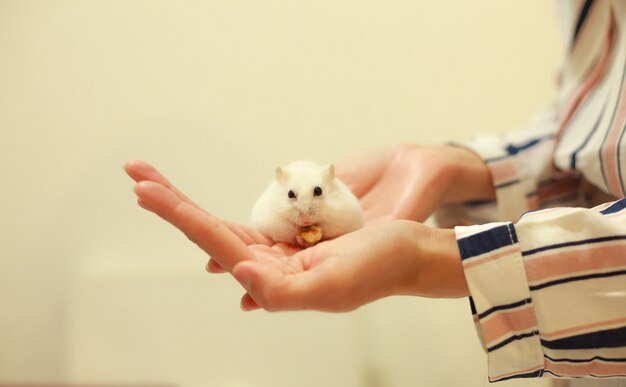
440,0,626,382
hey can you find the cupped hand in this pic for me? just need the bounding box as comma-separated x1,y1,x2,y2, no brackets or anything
125,160,467,312
335,144,495,223
233,220,436,312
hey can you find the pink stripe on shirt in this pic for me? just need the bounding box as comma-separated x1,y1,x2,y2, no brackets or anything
545,358,626,377
555,15,616,145
481,304,538,345
524,243,626,283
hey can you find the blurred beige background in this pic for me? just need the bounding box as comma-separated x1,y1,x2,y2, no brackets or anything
0,1,562,386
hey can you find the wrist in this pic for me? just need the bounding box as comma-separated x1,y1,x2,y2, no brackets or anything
440,145,495,204
396,221,469,298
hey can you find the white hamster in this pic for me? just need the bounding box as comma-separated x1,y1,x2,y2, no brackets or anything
250,160,364,247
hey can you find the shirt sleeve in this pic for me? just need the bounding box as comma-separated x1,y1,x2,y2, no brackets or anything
450,100,575,223
446,2,624,222
455,199,626,382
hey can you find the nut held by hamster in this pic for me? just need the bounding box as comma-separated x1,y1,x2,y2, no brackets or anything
250,160,364,247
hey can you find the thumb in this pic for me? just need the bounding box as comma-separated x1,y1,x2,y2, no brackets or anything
232,261,288,312
232,259,353,312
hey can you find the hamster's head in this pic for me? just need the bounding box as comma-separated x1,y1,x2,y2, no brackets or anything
273,160,335,227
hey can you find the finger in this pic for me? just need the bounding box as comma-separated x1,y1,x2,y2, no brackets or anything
137,198,154,212
334,146,394,197
126,161,272,246
249,243,301,258
124,160,201,210
125,160,274,247
240,293,260,311
232,261,287,311
224,222,273,246
134,181,253,271
233,258,339,312
206,258,226,273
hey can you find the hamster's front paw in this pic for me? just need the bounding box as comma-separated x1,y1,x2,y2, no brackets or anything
297,225,323,248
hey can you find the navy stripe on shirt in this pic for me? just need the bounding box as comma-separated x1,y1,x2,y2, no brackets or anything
572,0,595,47
571,92,608,170
457,224,517,260
541,326,626,350
599,60,626,192
487,330,539,353
529,269,626,291
485,135,554,163
478,298,532,320
600,198,626,214
545,354,626,363
495,369,543,382
522,234,626,256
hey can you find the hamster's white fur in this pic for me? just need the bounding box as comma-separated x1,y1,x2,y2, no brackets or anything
250,160,364,246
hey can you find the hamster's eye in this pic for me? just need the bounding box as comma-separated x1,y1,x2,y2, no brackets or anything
313,186,323,196
288,190,297,199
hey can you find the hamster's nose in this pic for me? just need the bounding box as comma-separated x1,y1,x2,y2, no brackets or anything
298,213,315,226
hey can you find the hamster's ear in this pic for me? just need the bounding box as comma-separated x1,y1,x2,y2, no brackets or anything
323,164,335,183
275,167,288,183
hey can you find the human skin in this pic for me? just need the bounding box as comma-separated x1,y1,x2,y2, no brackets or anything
125,144,494,311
